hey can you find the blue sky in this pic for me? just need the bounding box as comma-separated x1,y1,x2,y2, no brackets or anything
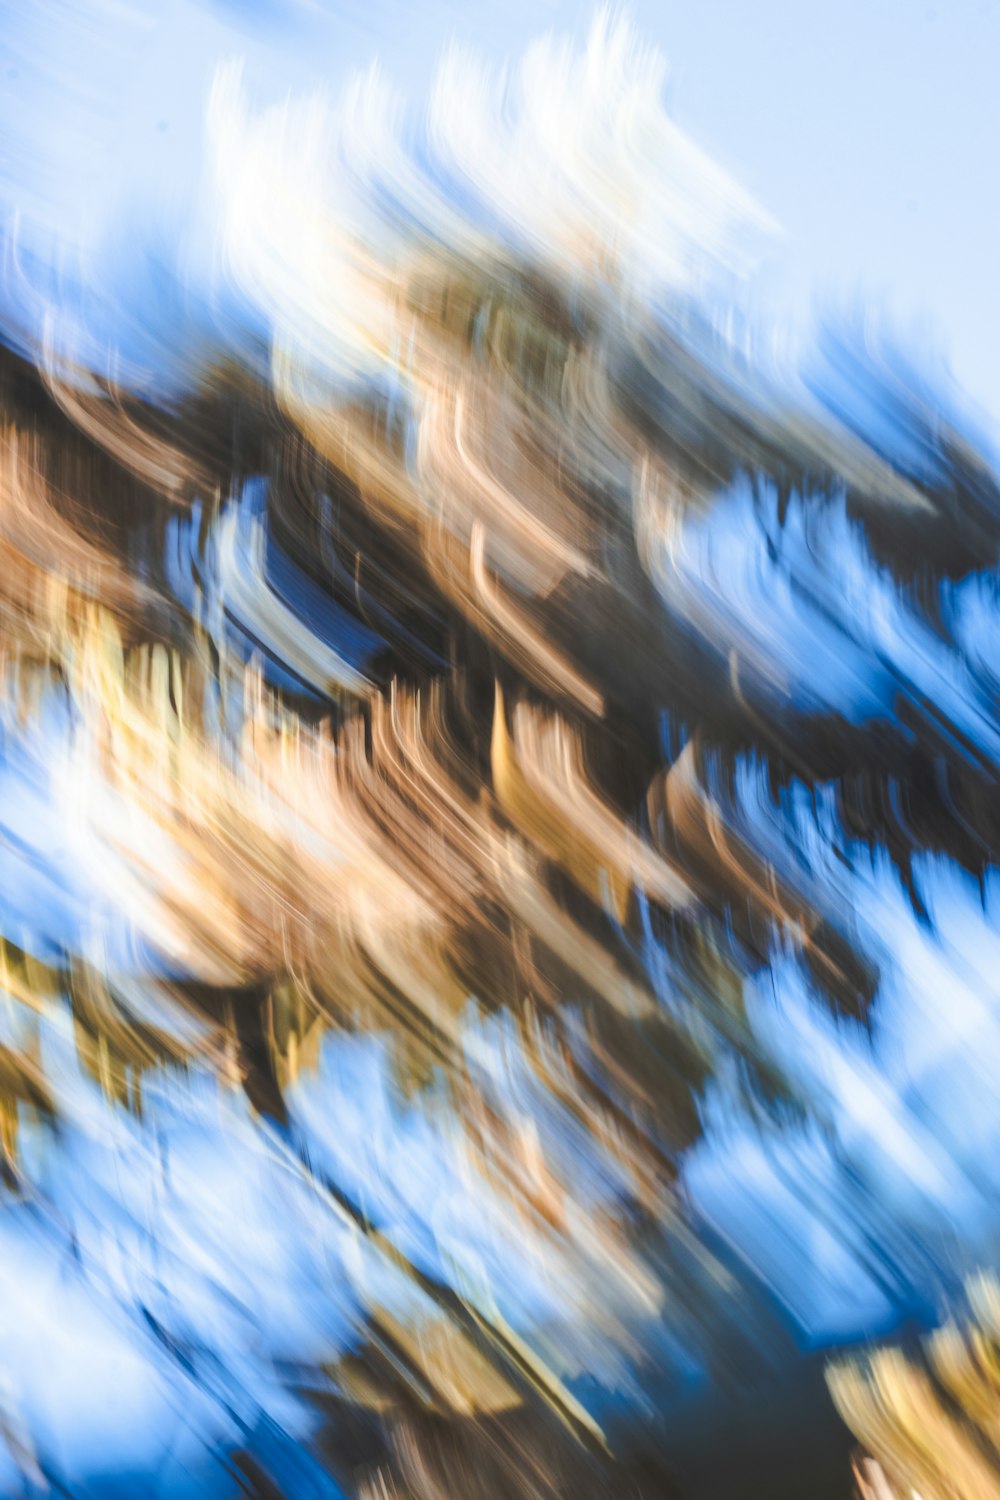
2,0,996,420
392,0,1000,424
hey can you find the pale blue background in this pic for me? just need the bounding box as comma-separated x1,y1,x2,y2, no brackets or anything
2,0,995,418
